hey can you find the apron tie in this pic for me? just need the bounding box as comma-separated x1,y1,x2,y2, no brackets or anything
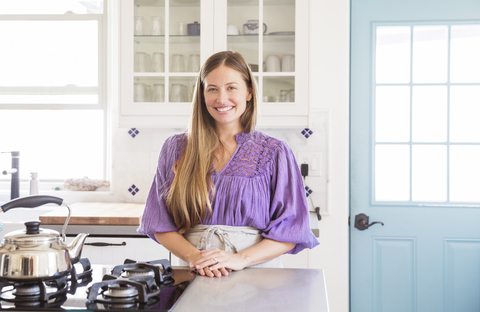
197,226,238,253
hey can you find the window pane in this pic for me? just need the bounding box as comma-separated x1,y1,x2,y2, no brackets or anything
0,21,98,87
450,86,480,143
376,26,411,83
0,110,104,180
412,26,448,83
0,0,103,14
375,86,410,142
375,145,410,201
450,25,480,83
412,145,447,201
450,145,480,202
412,86,447,142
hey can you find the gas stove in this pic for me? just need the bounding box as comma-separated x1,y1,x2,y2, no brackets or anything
0,258,196,311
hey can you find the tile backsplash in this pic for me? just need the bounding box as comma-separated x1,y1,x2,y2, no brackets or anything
114,110,328,214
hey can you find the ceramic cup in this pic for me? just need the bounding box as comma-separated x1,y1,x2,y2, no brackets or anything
227,24,240,35
134,83,146,102
171,54,185,72
170,84,187,102
265,55,281,72
153,84,165,102
282,54,295,72
187,54,200,72
151,16,164,35
145,84,152,102
134,16,146,35
134,52,151,72
152,52,165,72
178,22,188,35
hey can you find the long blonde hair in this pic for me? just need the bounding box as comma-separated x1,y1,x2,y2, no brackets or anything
166,51,258,234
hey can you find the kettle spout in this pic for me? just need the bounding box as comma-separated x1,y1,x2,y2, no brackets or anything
67,233,89,264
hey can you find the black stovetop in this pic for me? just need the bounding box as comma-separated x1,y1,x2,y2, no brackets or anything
0,259,196,312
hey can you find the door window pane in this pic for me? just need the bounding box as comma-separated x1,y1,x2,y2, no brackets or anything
375,86,410,142
412,145,447,201
450,25,480,83
376,26,411,83
450,86,480,143
412,86,447,142
412,26,448,83
450,146,480,202
375,145,410,201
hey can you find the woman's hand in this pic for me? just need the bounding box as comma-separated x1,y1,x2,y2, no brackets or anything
190,248,244,277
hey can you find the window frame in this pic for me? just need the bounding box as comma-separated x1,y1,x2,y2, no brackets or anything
0,4,109,193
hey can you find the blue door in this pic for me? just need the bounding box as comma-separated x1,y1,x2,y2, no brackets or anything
350,0,480,311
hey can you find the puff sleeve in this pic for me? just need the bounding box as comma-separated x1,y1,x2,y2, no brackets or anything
262,141,320,254
137,135,180,242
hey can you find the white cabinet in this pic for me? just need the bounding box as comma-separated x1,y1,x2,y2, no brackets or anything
280,249,309,268
71,236,309,268
120,0,309,128
70,236,171,265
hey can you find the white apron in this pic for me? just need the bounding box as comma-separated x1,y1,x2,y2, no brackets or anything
179,225,283,268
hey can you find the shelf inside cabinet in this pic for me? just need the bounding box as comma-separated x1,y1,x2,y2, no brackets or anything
227,34,294,43
134,35,200,44
135,0,200,7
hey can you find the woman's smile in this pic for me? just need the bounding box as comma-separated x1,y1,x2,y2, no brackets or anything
216,106,234,112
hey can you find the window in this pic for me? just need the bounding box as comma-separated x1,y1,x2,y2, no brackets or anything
0,0,106,184
374,23,480,204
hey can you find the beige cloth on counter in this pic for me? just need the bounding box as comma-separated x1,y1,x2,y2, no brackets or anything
179,225,283,268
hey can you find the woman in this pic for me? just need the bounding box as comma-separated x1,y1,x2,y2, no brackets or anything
138,51,319,278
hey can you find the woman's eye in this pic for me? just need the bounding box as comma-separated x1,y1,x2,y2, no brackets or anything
228,86,236,90
207,88,216,92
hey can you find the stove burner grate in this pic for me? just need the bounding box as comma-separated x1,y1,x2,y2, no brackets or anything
107,258,174,285
0,257,93,307
85,258,175,310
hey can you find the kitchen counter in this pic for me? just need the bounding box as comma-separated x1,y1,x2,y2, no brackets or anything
38,202,320,238
172,268,329,312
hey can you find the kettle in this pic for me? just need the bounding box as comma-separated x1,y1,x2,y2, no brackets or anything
0,195,88,280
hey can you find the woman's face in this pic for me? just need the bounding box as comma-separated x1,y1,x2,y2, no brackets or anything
203,65,252,131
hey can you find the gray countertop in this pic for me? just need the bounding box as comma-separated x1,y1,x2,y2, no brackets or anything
172,268,329,312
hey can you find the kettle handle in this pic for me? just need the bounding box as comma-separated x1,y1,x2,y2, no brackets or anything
1,195,71,241
0,195,63,212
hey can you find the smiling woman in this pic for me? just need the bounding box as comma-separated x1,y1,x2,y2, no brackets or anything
0,0,106,184
138,51,319,278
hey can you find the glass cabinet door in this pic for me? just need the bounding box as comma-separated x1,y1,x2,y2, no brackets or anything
226,0,305,120
131,0,200,106
121,0,308,127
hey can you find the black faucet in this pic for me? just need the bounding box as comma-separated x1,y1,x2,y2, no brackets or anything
2,151,20,200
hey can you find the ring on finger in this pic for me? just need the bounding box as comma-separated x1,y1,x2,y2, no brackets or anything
212,257,218,264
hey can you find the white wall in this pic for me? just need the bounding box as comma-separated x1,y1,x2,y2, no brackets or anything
308,1,350,312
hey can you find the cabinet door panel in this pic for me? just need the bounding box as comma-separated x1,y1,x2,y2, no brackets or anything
68,236,169,265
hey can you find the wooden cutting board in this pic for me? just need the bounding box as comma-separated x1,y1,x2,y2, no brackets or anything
39,202,146,226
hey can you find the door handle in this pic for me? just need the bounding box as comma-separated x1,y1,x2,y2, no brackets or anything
354,213,384,231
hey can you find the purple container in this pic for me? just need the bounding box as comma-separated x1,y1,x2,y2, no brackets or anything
187,21,200,36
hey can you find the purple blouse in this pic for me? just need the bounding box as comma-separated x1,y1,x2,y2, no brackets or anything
137,131,319,254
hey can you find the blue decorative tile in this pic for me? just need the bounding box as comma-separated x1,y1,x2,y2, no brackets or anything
301,128,313,139
128,184,140,196
128,128,140,138
305,186,313,198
